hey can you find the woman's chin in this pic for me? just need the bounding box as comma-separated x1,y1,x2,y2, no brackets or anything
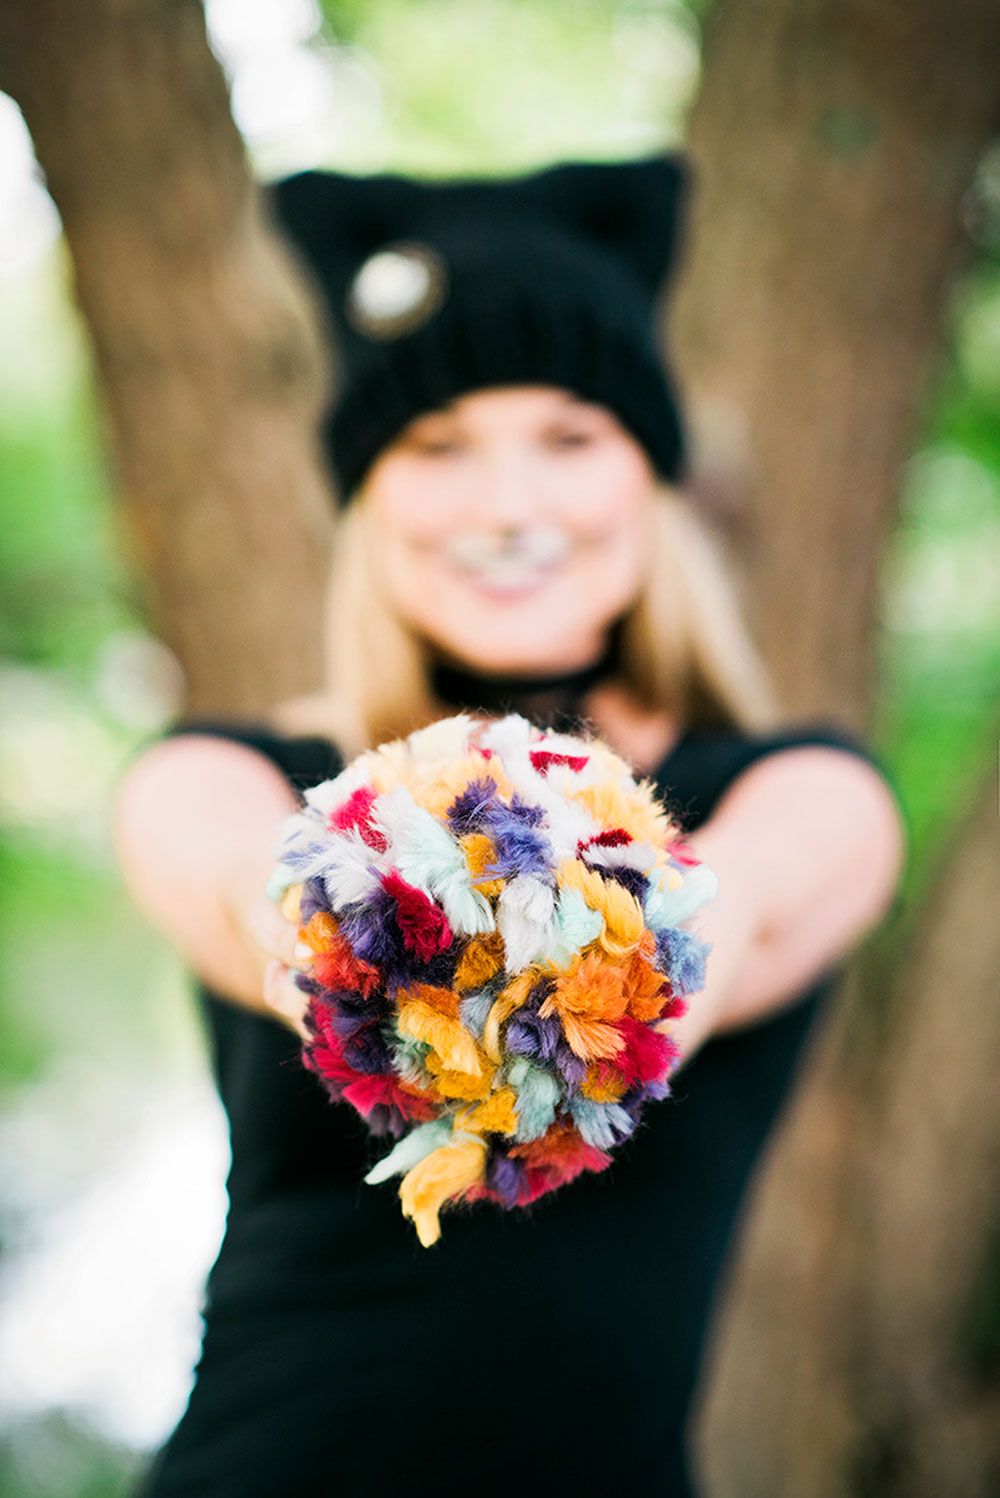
453,567,561,605
424,624,605,679
409,567,624,676
458,572,559,602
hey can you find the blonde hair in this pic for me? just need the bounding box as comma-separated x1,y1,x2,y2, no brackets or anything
269,480,784,758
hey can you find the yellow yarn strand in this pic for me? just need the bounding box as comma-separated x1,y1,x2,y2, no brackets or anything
453,932,505,992
423,1051,495,1100
571,774,672,846
368,738,412,793
397,997,484,1077
453,1086,520,1136
557,859,645,959
459,832,505,898
415,754,515,818
399,1135,489,1247
279,883,303,925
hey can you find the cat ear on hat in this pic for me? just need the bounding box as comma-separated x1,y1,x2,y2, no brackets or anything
263,169,433,316
514,151,692,294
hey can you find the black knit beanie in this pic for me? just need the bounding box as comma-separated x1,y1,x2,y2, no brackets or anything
265,152,691,504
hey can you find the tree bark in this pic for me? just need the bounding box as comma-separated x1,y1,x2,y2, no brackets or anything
692,736,1000,1497
672,0,1000,725
0,0,337,717
670,0,1000,1490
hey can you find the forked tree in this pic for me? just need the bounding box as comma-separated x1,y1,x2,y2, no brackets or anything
2,1,998,1492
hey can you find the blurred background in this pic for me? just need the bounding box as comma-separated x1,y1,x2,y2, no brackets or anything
0,1,998,1493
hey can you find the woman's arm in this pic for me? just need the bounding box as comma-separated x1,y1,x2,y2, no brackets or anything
112,735,907,1060
110,734,307,1017
669,744,908,1063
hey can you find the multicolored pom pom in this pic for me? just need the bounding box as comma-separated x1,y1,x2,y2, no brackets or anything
265,713,717,1247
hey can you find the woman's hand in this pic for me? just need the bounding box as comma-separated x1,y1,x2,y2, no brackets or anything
243,891,315,1042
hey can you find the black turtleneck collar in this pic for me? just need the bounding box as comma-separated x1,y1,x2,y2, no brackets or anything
428,625,622,733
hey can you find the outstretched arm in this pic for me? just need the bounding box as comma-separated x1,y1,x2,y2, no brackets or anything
110,733,306,1017
669,744,907,1064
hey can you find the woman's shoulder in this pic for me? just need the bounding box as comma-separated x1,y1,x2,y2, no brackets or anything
688,714,885,772
658,715,890,832
148,715,347,793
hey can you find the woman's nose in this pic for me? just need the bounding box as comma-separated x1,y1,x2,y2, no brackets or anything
478,445,539,525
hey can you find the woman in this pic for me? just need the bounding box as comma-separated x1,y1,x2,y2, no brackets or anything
112,153,906,1496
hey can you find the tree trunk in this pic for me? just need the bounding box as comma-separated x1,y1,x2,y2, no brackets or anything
671,0,1000,725
692,737,1000,1497
0,0,337,718
670,0,1000,1490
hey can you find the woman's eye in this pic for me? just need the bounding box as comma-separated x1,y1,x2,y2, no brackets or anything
412,436,464,456
546,430,594,450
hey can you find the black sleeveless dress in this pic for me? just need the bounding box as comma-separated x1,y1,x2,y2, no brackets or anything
131,716,886,1498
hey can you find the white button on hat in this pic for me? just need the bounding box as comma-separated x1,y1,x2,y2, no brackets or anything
345,241,449,340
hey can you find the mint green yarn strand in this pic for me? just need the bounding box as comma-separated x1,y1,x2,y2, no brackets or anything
508,1057,561,1142
363,1119,455,1186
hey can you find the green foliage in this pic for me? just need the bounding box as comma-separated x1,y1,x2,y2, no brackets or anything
310,0,702,173
0,1411,140,1498
874,249,1000,901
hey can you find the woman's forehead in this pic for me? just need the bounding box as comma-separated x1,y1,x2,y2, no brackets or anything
410,386,607,423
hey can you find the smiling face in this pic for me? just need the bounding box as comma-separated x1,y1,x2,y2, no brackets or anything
358,385,659,676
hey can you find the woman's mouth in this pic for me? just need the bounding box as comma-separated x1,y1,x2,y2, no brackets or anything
443,526,572,598
457,558,564,597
